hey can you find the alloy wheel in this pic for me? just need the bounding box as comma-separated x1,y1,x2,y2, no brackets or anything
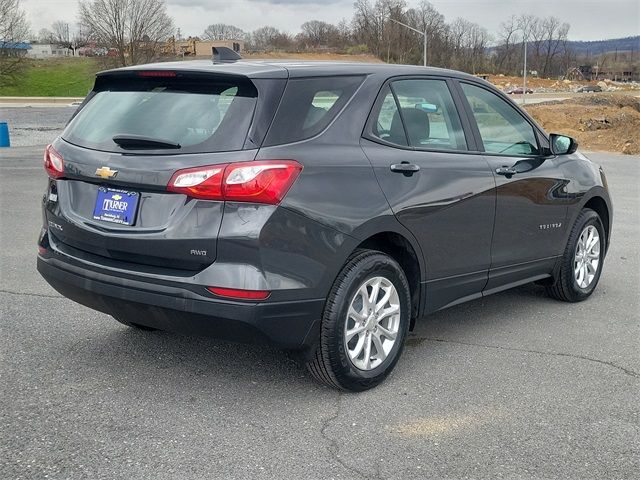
574,225,601,289
344,276,401,371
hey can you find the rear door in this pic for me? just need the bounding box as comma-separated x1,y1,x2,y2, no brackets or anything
361,77,496,311
455,81,569,291
46,70,278,272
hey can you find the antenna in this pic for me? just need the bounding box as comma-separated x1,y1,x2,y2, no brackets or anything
212,46,242,63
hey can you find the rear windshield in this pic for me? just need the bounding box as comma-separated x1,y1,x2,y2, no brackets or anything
63,73,258,153
264,75,365,146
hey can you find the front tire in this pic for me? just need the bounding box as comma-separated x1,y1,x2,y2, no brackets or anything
546,208,605,302
306,249,411,391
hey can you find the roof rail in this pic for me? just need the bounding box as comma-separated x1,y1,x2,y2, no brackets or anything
212,46,242,64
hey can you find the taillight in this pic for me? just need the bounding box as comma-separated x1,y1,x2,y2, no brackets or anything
207,286,270,300
167,165,225,200
44,144,64,179
223,160,302,204
167,160,302,204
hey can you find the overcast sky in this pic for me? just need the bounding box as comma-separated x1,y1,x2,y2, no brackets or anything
23,0,640,42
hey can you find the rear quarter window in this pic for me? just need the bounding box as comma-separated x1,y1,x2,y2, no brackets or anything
264,75,364,146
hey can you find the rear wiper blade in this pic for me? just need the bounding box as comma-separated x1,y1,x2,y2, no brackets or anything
112,134,181,150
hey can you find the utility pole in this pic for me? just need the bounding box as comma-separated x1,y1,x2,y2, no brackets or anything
523,35,528,105
517,15,533,106
423,30,427,67
389,18,427,66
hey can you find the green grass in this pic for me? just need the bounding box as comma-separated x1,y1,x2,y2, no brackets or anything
0,58,101,97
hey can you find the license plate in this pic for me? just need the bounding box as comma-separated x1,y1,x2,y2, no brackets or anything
92,188,139,226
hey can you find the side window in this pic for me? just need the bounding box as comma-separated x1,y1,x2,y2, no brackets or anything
264,76,365,146
371,87,408,146
306,90,341,129
370,79,467,151
461,83,539,156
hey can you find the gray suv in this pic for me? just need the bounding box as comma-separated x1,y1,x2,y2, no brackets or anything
37,53,612,391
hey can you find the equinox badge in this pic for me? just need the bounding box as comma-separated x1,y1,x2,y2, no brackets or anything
95,166,118,179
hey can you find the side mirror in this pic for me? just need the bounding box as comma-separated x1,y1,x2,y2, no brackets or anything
550,134,578,155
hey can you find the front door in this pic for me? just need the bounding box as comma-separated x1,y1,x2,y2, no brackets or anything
457,82,569,291
361,77,496,312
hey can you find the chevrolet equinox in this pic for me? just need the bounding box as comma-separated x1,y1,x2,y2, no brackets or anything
37,49,613,391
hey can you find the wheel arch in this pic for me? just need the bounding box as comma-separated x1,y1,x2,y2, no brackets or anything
571,187,612,254
560,187,611,256
354,229,423,330
583,195,611,252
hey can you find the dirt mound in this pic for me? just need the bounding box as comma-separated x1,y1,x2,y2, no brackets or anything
486,74,640,93
525,94,640,155
488,75,566,92
568,94,640,112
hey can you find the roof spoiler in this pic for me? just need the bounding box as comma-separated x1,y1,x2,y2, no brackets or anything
212,46,242,64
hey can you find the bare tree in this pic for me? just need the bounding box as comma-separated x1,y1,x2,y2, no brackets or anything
515,13,538,75
539,17,570,76
406,1,447,65
0,0,29,42
0,0,31,81
72,26,90,53
515,15,571,77
528,17,546,74
352,0,492,70
352,0,390,58
299,20,341,48
38,21,86,55
560,34,575,76
249,26,292,51
250,26,278,50
51,21,71,46
446,18,490,72
202,24,245,41
495,15,521,74
355,0,441,64
38,28,54,43
48,20,79,55
336,19,352,47
78,0,174,66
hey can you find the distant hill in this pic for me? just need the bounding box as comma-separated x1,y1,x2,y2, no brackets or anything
565,36,639,56
489,36,639,56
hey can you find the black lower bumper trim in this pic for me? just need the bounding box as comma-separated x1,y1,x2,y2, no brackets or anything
37,256,322,349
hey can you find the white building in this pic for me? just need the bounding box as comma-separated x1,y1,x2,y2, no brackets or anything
26,44,73,59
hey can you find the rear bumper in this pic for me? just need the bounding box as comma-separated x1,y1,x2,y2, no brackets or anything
37,255,323,350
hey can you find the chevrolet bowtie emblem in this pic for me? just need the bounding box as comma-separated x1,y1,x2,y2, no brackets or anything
95,166,118,179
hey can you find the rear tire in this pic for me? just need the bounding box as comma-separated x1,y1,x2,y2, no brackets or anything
546,208,605,302
306,249,411,391
112,315,157,331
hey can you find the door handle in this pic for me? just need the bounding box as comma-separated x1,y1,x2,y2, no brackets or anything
390,163,420,176
495,166,517,177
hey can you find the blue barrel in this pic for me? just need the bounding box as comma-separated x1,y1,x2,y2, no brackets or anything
0,122,9,147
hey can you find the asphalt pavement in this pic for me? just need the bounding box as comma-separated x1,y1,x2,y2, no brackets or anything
1,122,639,478
0,107,77,147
